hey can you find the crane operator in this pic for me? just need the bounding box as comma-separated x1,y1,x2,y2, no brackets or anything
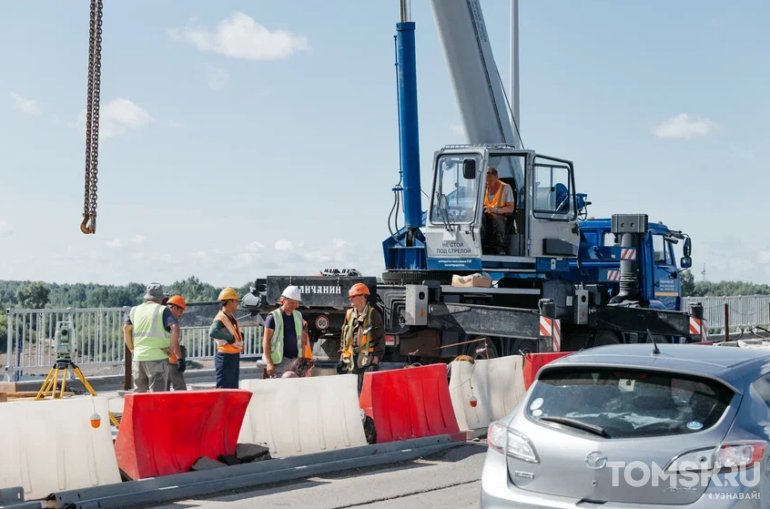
481,166,515,255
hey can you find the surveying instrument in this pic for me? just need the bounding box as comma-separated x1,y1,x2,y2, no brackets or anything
35,320,120,428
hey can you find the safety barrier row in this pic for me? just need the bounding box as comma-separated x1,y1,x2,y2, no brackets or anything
4,306,264,380
2,356,556,500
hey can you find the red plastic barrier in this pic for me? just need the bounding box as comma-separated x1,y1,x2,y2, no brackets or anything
359,364,462,443
115,389,252,480
523,352,573,390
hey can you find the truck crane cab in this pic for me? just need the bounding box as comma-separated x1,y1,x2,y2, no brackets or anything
424,145,580,273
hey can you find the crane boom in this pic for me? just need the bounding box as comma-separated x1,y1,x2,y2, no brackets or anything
429,0,521,148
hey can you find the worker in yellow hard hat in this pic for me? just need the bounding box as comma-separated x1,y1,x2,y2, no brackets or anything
209,288,243,388
165,295,188,391
338,283,385,394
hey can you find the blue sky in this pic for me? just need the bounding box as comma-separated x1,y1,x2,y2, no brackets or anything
0,0,767,287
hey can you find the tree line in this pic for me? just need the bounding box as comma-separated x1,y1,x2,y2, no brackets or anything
0,277,252,351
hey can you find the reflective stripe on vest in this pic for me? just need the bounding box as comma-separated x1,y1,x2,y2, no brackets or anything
214,311,244,354
341,305,375,367
130,302,170,362
269,309,303,365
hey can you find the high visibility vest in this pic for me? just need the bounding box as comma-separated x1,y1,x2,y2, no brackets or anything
269,308,303,364
213,311,244,354
340,305,375,371
130,302,171,362
484,181,512,217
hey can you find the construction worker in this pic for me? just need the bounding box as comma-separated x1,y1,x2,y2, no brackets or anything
338,283,385,394
123,283,181,393
481,166,515,255
209,288,243,389
262,285,309,378
165,295,187,391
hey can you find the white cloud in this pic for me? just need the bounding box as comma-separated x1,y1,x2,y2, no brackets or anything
9,92,41,116
275,239,294,251
450,123,465,137
106,238,123,248
0,220,13,234
168,12,310,61
168,120,184,129
248,241,265,251
78,98,153,139
652,113,719,139
204,65,230,90
130,235,146,246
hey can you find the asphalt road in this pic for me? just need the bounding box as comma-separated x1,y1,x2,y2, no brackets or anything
144,442,487,509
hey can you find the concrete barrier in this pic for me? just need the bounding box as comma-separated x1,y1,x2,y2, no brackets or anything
448,356,526,436
0,397,120,500
238,374,367,457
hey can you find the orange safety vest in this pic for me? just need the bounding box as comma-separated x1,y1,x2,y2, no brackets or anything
340,305,375,371
484,181,512,217
213,311,244,354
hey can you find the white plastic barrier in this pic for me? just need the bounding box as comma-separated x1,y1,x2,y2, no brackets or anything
0,397,121,500
238,374,368,457
449,356,527,433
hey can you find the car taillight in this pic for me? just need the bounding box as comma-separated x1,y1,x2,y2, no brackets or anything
716,441,767,472
666,442,767,474
487,421,539,463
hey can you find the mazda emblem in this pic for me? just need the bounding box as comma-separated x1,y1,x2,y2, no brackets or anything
585,452,607,470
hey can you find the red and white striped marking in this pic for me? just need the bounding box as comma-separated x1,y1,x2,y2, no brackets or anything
539,317,562,352
689,318,707,340
607,270,621,281
620,248,636,260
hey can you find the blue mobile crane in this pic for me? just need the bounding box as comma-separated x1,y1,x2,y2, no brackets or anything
242,0,705,363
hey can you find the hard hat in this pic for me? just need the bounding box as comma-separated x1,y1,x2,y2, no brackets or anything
218,288,239,302
281,285,302,302
349,283,370,298
167,295,186,311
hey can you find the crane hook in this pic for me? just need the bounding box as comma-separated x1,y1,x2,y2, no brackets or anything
81,213,96,234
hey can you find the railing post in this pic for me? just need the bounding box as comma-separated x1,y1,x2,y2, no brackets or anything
724,303,729,342
4,309,11,382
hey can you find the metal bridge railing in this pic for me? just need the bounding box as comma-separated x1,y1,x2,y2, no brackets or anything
4,307,263,381
683,296,770,331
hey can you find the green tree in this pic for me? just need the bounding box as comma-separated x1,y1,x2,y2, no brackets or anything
16,281,50,309
681,270,695,297
0,311,7,353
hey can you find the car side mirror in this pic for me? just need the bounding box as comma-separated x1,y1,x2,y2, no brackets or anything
463,159,476,180
680,257,692,269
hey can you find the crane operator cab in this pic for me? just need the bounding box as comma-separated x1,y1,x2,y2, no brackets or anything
426,145,581,273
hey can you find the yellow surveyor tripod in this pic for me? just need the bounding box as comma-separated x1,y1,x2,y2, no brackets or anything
35,358,120,428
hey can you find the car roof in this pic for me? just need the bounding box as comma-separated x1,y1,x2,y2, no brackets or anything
539,343,770,393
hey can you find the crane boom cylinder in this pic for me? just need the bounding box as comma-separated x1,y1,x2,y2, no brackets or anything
396,20,423,235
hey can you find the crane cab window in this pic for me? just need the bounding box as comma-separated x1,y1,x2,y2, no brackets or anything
652,234,674,265
533,164,575,220
431,154,482,225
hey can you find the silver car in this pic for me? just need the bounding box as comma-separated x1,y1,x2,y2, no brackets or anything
480,343,770,508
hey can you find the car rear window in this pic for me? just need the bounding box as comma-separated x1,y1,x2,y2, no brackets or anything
527,367,734,439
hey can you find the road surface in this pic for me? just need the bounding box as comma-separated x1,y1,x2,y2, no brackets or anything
143,442,487,509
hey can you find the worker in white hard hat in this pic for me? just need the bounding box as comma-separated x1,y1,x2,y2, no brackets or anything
261,285,309,378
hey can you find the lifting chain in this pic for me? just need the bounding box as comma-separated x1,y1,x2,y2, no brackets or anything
81,0,103,234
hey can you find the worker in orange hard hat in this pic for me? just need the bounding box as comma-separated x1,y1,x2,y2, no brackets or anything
165,295,188,391
338,283,385,394
210,288,243,388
